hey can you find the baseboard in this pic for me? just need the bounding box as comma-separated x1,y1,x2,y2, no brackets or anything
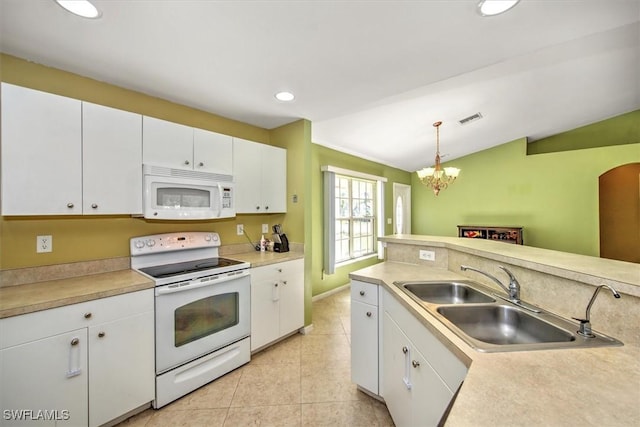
312,282,351,302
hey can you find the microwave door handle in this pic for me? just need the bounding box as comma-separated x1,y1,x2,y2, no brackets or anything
218,183,223,218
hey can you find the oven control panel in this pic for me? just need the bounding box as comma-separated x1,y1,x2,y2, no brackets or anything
130,232,220,255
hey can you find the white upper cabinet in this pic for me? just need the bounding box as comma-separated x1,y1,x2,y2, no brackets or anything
193,128,233,175
233,138,287,213
142,116,193,170
143,116,233,175
1,83,143,216
82,102,142,215
1,82,82,215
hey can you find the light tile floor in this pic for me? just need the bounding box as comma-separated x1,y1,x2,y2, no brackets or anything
117,288,394,426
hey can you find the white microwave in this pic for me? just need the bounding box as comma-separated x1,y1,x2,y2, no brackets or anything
143,164,235,220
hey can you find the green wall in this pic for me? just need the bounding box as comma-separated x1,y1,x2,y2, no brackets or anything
527,110,639,155
310,143,411,297
412,129,640,256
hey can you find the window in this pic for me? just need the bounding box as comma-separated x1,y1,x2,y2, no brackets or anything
322,166,386,274
335,175,376,263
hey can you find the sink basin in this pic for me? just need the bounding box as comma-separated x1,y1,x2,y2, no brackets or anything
437,305,575,345
401,281,496,304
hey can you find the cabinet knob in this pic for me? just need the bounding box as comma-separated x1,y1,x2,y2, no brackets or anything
70,338,79,346
184,160,190,165
265,206,269,210
359,290,365,296
412,360,420,368
84,312,92,319
274,283,279,287
91,203,98,209
283,280,288,285
67,203,74,208
256,206,260,210
198,162,204,167
277,268,283,273
366,311,372,317
402,346,408,354
98,332,105,338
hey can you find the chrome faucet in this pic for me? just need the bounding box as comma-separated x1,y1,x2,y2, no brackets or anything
572,284,621,338
460,265,521,302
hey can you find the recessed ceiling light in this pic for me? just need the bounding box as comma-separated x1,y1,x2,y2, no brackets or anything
477,0,520,17
55,0,102,19
275,91,295,102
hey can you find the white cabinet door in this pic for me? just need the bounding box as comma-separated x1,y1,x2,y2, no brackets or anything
351,300,379,394
0,329,88,427
261,144,287,213
233,138,287,213
82,102,143,215
250,265,280,351
88,310,154,427
410,346,455,427
382,311,412,427
142,116,193,169
233,138,263,213
278,259,304,336
1,83,82,215
193,128,233,175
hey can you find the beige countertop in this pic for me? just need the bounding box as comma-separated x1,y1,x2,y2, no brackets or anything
351,261,640,426
229,250,304,268
0,269,154,319
0,251,303,319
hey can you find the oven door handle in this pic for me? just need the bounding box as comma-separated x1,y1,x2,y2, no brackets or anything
156,270,250,295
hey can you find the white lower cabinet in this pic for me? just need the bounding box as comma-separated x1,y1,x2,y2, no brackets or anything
250,259,304,351
381,288,468,427
0,329,88,426
88,310,154,427
350,280,380,395
0,290,154,427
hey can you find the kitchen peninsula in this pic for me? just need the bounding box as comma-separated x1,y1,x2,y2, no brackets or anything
350,235,640,426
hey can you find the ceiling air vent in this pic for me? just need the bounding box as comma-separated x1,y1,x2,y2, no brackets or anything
458,112,483,125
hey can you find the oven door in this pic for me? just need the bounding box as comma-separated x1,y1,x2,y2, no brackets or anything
155,270,250,373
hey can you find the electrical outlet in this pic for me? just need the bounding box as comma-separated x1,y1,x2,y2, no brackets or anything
237,224,244,236
37,235,52,253
387,218,392,225
262,224,269,233
419,249,435,261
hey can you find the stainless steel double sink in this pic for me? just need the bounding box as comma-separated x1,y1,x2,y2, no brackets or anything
395,280,623,352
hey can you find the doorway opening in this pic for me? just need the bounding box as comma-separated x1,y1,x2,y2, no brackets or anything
599,162,640,263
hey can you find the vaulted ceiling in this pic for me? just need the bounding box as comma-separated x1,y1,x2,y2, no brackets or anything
1,0,638,171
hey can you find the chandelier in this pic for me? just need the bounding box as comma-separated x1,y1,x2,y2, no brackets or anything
416,121,460,196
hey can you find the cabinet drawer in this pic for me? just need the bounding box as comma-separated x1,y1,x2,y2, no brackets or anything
0,289,153,349
351,280,378,306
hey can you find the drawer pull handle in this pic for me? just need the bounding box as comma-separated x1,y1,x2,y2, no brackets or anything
84,312,92,319
359,290,365,296
67,203,74,208
366,311,372,317
98,332,105,338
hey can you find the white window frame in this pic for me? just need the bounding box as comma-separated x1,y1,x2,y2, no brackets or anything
322,165,386,275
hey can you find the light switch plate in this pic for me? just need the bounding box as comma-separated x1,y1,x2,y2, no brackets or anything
262,224,269,233
237,224,244,236
37,235,52,253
